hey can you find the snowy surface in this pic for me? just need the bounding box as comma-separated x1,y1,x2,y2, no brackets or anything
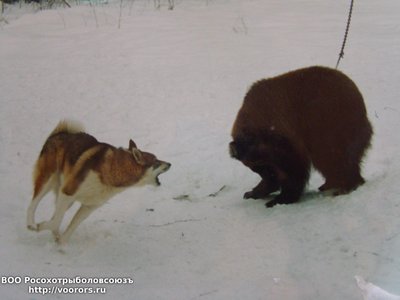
356,276,400,300
0,0,399,299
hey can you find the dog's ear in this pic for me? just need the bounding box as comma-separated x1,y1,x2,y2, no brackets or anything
129,139,137,151
129,139,145,165
131,148,145,165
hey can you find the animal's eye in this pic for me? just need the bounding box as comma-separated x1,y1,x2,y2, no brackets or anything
252,166,264,174
153,161,162,168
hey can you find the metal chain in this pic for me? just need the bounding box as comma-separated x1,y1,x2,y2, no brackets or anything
335,0,354,69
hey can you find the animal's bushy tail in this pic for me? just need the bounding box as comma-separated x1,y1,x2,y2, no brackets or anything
50,119,84,137
32,120,84,199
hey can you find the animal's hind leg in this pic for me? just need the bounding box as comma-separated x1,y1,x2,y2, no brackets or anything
323,165,364,195
317,157,365,195
27,173,58,231
317,126,371,195
37,193,74,238
57,204,99,245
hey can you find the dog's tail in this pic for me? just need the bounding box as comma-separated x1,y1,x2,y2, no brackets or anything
50,119,85,137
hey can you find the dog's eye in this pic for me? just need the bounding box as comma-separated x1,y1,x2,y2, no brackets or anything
152,161,162,169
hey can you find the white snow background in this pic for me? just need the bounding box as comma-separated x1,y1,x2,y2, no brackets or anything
0,0,399,299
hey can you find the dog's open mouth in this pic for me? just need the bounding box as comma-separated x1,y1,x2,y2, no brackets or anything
155,172,167,186
154,162,171,186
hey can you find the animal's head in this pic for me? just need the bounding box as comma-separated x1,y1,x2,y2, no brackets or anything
229,133,290,180
128,139,171,186
229,137,269,170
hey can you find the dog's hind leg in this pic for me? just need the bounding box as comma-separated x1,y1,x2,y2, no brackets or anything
57,204,99,245
37,194,74,238
27,173,58,231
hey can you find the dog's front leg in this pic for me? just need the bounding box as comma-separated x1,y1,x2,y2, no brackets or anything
56,204,99,245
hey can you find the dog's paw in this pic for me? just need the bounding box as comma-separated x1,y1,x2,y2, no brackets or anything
27,224,39,231
55,235,61,244
52,231,60,240
55,235,67,246
37,221,50,232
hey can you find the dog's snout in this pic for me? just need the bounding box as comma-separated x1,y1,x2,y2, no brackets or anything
153,161,171,171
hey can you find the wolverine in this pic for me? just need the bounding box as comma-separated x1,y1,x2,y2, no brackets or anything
230,66,373,207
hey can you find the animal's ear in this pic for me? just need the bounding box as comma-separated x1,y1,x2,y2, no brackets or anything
129,139,145,165
129,139,137,151
131,148,145,165
230,140,248,160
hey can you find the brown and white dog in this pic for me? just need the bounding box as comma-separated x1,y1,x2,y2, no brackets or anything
27,120,171,245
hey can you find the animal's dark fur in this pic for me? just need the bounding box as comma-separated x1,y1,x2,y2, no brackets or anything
230,66,373,207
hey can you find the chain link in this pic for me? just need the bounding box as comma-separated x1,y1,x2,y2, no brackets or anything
336,0,354,69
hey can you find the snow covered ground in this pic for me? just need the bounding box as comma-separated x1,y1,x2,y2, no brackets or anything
0,0,399,299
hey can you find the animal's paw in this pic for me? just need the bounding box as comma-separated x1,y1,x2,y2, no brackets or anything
52,231,60,240
266,194,297,208
243,190,265,199
55,235,64,245
37,221,52,232
55,234,69,246
243,184,279,200
243,191,256,199
27,224,39,231
265,199,279,208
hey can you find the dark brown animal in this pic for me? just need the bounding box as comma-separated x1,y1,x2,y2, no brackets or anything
230,66,373,207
